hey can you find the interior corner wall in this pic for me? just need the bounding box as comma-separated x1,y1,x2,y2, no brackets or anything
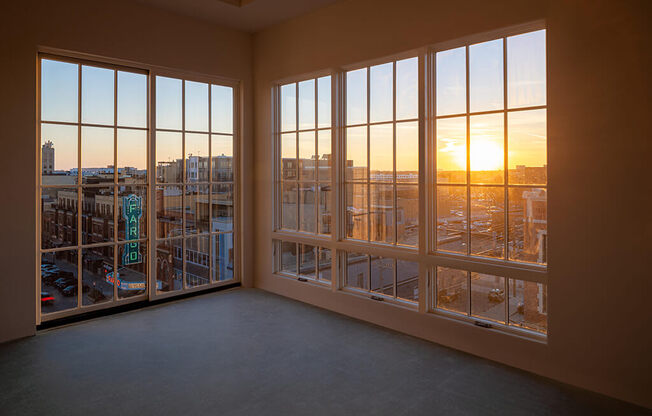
252,0,652,409
0,0,255,344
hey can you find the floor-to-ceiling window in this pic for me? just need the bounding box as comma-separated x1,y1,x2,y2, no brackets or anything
39,56,149,317
38,54,239,321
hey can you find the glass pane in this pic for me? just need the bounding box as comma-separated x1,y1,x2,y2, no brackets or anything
370,184,394,244
436,116,466,184
298,79,315,130
41,59,78,123
318,183,331,235
396,260,418,302
396,57,418,120
346,183,368,241
369,123,393,182
469,39,504,112
117,71,147,128
156,238,183,292
117,242,147,299
156,76,182,130
346,252,368,290
281,132,297,180
317,129,331,181
156,131,183,183
211,85,233,134
82,65,114,125
213,233,234,281
397,184,418,247
370,256,394,296
470,186,505,258
117,129,147,183
211,183,234,233
185,81,209,132
436,267,468,314
299,183,316,233
436,185,467,254
470,113,504,184
40,250,78,314
41,188,78,249
118,185,147,241
508,187,547,264
317,76,331,128
185,184,210,234
185,236,210,288
508,109,546,185
370,62,393,123
299,244,317,279
346,68,367,125
346,126,367,181
82,246,114,306
298,131,315,181
81,126,114,184
281,182,297,230
318,248,332,283
185,133,210,182
471,272,505,323
508,279,547,333
82,187,114,244
41,123,78,185
436,47,466,116
508,30,546,109
156,185,183,239
281,83,296,132
212,134,234,182
396,121,418,183
280,241,297,274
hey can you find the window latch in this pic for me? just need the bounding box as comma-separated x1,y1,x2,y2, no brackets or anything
474,321,492,329
370,295,384,302
297,277,308,282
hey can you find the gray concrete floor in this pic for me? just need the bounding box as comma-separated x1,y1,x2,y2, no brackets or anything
0,288,649,416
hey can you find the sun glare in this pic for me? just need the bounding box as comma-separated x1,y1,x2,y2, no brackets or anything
470,138,503,171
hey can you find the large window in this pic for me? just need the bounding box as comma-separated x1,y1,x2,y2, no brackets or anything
155,76,235,293
278,76,332,235
39,57,148,315
38,53,239,321
344,57,419,246
434,29,547,264
272,25,548,336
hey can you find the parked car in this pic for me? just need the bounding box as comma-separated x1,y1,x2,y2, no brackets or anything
41,291,54,305
62,285,77,296
54,277,76,290
62,284,90,296
516,302,525,314
488,288,505,303
438,290,460,304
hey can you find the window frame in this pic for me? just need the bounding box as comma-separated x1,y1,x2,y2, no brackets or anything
270,22,548,340
36,47,241,323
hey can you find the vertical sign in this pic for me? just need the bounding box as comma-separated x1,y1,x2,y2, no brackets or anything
122,194,143,265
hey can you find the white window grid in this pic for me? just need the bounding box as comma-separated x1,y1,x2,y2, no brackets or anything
271,22,548,338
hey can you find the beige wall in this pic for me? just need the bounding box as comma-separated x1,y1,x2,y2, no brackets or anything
253,0,652,408
0,0,255,343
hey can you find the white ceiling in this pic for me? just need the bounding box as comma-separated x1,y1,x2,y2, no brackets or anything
133,0,339,33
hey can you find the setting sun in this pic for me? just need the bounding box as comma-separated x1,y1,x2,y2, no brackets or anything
470,138,503,171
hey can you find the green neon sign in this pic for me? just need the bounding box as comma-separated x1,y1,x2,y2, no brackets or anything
122,194,143,266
